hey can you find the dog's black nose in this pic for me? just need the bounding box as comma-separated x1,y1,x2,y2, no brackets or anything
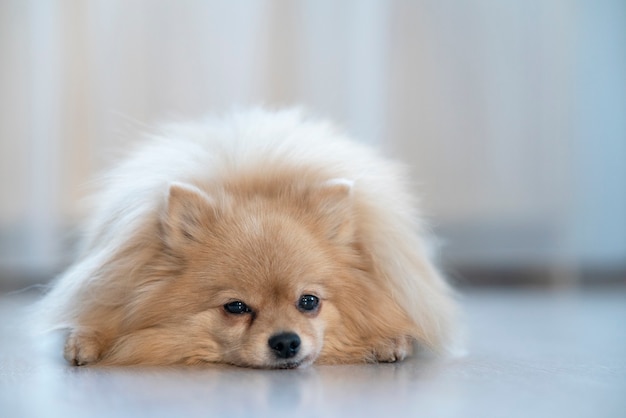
268,332,301,359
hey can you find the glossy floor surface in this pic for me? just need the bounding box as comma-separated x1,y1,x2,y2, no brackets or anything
1,288,625,418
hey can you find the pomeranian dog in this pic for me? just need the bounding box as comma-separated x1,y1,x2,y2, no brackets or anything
38,108,457,369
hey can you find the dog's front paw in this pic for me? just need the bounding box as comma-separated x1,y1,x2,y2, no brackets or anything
373,336,413,363
64,329,103,366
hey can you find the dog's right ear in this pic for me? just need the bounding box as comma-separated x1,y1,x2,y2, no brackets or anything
162,182,217,245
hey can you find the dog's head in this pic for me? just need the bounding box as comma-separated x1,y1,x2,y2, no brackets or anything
146,178,360,368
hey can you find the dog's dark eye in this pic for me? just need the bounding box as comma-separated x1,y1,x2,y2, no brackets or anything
298,295,320,312
224,301,251,315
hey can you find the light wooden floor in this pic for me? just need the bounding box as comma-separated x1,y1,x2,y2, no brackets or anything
1,288,624,418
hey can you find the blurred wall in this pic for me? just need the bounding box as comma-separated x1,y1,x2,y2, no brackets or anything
1,0,625,284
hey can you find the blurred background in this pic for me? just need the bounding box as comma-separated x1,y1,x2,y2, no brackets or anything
1,0,625,289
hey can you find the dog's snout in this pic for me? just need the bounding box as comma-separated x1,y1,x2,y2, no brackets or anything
268,332,301,359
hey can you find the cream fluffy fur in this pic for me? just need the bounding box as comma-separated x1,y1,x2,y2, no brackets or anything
38,108,457,368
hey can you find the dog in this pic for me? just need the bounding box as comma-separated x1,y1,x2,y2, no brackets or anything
38,108,457,368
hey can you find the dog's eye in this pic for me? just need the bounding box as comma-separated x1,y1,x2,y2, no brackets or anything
224,301,251,314
297,294,320,312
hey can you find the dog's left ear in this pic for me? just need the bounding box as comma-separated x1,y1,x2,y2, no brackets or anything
311,178,355,244
162,182,217,246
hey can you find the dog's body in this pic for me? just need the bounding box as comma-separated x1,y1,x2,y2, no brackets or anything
39,108,457,368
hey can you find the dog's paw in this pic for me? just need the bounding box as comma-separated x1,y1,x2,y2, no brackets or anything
373,336,413,363
64,329,103,366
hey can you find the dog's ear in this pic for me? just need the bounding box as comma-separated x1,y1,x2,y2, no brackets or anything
162,182,216,245
311,178,355,245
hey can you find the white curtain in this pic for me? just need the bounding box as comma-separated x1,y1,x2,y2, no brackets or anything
1,0,625,281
